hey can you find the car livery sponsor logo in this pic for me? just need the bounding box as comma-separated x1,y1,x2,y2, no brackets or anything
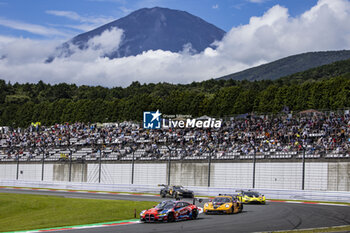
179,208,188,215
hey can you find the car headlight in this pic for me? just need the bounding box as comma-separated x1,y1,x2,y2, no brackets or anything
205,203,209,207
225,204,230,208
140,210,146,216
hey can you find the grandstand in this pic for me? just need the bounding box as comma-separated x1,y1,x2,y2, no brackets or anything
1,111,349,162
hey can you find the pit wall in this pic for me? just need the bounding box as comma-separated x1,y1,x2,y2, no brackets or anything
0,161,349,191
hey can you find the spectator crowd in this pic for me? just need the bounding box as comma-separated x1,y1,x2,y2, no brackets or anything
1,111,350,161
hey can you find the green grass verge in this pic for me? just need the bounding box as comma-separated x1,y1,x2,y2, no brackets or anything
0,186,160,196
0,193,157,232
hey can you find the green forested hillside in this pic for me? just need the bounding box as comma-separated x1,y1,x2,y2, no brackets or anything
218,50,350,81
1,59,350,127
279,58,350,84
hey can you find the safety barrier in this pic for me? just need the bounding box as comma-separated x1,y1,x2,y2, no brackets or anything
0,180,349,203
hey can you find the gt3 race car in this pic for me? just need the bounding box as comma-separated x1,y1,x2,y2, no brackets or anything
204,194,243,214
159,184,194,199
140,200,200,222
237,190,266,204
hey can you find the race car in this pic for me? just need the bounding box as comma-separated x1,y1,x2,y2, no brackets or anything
203,194,243,214
237,190,266,204
159,184,194,199
140,200,200,222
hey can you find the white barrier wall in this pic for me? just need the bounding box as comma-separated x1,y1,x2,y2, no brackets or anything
1,161,349,191
211,163,253,188
18,164,43,181
305,162,328,190
256,162,302,190
170,162,209,186
328,162,350,191
134,163,166,185
0,164,17,180
101,164,131,184
86,163,166,185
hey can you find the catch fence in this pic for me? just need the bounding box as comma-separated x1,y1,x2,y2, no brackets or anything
0,143,349,191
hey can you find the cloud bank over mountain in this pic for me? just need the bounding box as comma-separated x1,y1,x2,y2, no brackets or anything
1,0,350,87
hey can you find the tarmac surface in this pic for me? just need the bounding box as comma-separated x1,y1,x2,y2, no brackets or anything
1,188,350,233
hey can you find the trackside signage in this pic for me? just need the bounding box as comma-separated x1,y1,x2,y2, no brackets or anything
143,110,222,129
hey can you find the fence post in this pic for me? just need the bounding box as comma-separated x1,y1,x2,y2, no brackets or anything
131,148,135,184
41,148,45,181
208,152,212,187
98,148,102,183
206,144,213,187
81,160,84,183
250,141,256,189
69,150,72,182
16,153,19,180
302,147,306,190
166,143,172,186
168,150,171,186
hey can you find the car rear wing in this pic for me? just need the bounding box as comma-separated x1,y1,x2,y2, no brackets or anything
219,193,241,197
218,193,243,202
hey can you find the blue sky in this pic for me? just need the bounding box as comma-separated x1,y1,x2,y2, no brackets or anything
0,0,318,40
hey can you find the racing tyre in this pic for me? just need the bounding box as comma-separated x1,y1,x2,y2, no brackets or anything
167,212,175,222
231,206,235,214
160,191,166,198
239,204,243,213
191,209,198,220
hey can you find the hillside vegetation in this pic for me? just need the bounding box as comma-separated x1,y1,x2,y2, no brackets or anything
1,59,350,127
218,50,350,81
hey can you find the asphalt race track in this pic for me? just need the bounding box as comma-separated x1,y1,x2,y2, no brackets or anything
1,188,350,233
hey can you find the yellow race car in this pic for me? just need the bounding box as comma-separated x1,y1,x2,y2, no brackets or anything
237,190,266,204
203,194,243,214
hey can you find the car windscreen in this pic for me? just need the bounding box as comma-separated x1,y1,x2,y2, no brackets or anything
213,197,231,203
243,191,260,197
156,202,175,210
173,186,184,190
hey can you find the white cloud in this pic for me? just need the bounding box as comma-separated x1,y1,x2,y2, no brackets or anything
46,10,114,25
46,10,115,32
119,6,134,14
66,27,124,61
212,4,219,9
1,0,350,87
215,0,350,64
0,18,70,37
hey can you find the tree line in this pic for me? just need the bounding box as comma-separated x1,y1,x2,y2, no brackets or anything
1,62,350,127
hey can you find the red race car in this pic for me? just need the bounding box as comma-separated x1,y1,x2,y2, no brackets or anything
140,200,200,223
